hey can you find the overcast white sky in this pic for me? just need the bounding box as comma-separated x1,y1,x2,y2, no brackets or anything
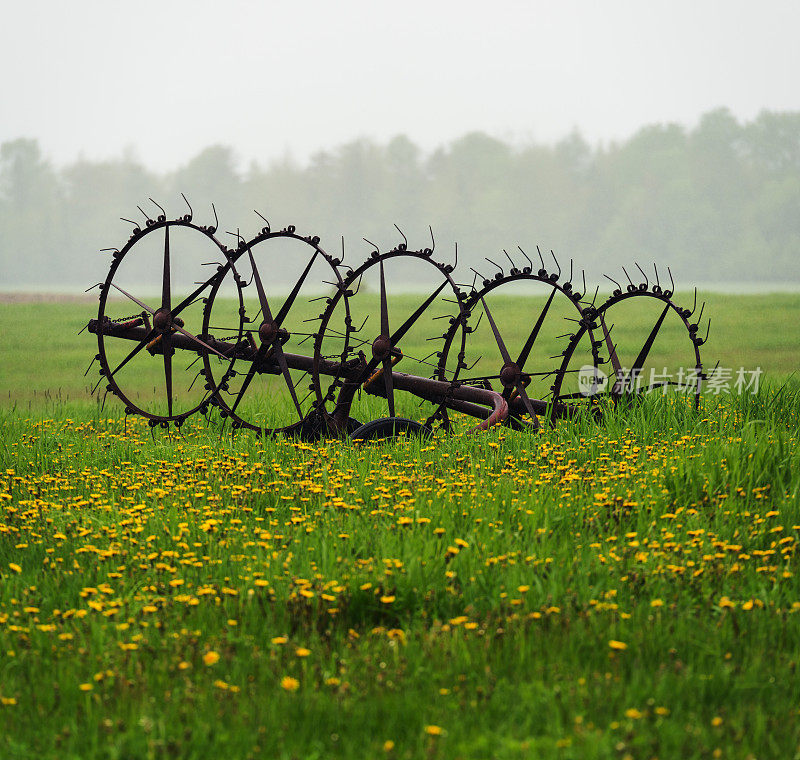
1,0,797,170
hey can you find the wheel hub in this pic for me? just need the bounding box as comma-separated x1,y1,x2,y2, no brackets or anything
499,362,520,388
259,321,278,344
153,309,172,331
371,335,391,361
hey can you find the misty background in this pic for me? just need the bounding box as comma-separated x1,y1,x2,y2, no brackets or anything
1,0,798,290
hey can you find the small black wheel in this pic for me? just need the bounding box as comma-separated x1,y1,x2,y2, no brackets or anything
350,416,432,441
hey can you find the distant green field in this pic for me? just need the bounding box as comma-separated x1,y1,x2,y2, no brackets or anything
1,292,798,414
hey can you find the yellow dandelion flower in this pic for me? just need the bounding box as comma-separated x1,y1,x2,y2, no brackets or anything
8,564,21,574
202,651,220,666
625,708,642,719
424,725,444,736
295,647,311,657
281,676,300,692
380,595,396,604
608,640,628,650
383,739,395,752
79,683,93,692
711,716,723,727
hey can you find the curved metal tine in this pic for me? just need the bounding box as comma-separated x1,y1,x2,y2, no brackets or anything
653,263,660,289
568,258,573,285
161,225,171,312
137,205,154,224
466,355,482,371
697,300,705,323
603,273,622,291
537,246,546,271
581,269,586,298
622,266,634,289
254,209,270,229
211,203,219,231
503,249,515,269
341,236,346,264
516,288,558,369
275,249,320,327
486,257,504,275
453,242,458,269
550,250,561,279
428,225,435,253
363,237,380,254
667,266,675,293
517,246,533,270
149,198,167,220
99,248,119,255
629,301,671,378
688,288,698,317
390,281,448,345
635,262,649,288
181,193,193,220
393,224,408,249
702,318,711,344
120,217,140,227
590,285,599,308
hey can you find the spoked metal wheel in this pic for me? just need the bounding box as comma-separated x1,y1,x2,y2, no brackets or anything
438,248,595,429
202,227,350,437
95,214,235,427
313,243,468,432
551,267,708,420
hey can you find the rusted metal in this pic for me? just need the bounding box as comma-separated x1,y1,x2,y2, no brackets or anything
86,203,708,438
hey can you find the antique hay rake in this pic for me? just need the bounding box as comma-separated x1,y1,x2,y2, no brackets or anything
85,200,710,440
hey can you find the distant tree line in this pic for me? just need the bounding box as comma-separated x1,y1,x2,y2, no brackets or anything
1,107,799,289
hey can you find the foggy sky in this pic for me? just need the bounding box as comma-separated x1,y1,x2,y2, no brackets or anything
2,0,798,170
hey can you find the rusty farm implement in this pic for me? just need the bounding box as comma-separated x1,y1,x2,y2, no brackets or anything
85,201,710,440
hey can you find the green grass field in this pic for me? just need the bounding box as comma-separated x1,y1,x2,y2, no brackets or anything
0,293,799,759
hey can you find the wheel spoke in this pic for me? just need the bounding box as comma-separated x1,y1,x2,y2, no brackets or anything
274,250,319,327
513,381,540,429
162,226,171,312
110,283,156,315
163,333,173,417
108,328,157,378
389,280,448,345
516,287,556,370
230,351,261,414
379,258,389,339
169,323,228,360
172,275,219,319
628,302,671,380
274,343,304,420
248,248,274,322
479,297,513,364
383,357,395,418
599,314,621,377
